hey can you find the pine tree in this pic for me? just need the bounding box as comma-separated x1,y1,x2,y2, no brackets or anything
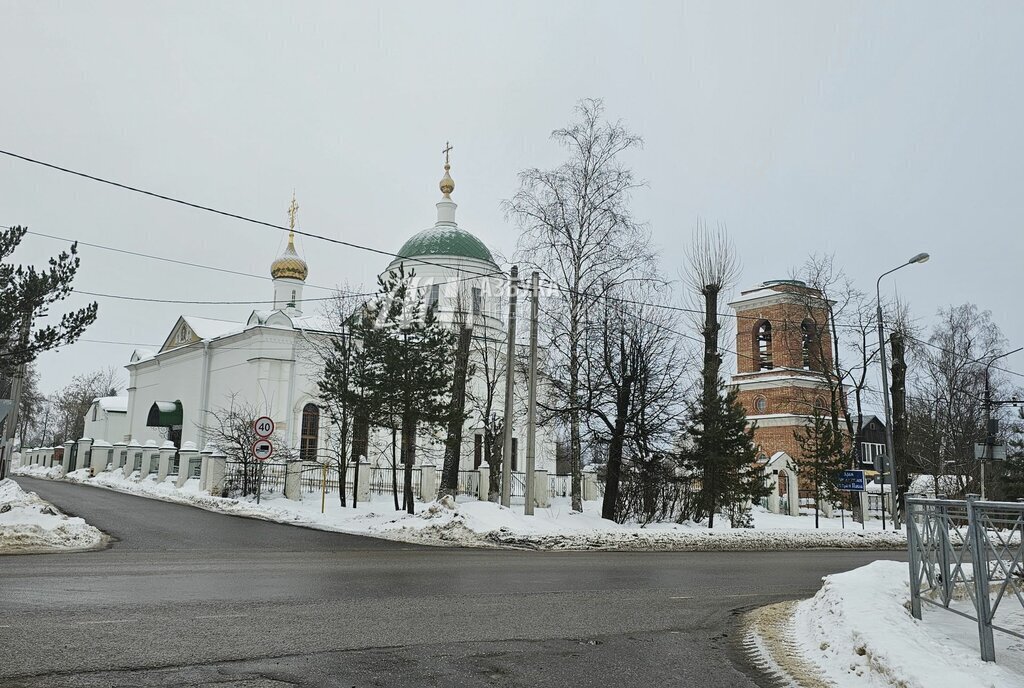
793,408,846,528
681,378,767,528
349,266,455,514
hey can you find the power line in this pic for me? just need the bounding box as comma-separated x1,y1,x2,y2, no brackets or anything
5,151,1021,380
0,150,507,282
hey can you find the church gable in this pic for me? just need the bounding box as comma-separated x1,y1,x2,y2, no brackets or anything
160,317,200,352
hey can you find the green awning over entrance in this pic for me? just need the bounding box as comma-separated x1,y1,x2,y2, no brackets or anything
146,400,183,427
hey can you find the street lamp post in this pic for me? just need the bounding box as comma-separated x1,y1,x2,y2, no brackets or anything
876,252,929,529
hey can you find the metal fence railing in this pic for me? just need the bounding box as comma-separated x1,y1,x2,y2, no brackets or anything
906,494,1024,661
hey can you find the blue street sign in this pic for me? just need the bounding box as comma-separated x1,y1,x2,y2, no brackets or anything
837,470,866,492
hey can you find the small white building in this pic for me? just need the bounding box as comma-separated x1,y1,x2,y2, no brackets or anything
82,395,129,443
99,163,556,473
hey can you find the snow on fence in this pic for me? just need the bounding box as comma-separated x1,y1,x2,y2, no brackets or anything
906,494,1024,662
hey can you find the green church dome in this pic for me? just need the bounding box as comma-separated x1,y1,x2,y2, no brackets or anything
397,226,496,265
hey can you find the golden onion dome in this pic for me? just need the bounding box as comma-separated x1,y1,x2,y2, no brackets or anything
270,233,308,281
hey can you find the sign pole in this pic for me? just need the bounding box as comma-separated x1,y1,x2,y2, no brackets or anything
321,462,327,514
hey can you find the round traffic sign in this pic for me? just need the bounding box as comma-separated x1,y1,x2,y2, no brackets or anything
253,416,275,438
251,439,274,461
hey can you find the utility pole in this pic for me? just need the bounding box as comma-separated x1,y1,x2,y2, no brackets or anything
500,266,519,508
981,347,1023,500
524,271,539,515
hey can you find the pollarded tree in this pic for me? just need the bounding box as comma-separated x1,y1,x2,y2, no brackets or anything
506,98,654,512
680,378,767,528
350,266,455,514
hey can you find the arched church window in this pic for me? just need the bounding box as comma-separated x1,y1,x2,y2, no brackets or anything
290,289,297,306
754,396,768,414
813,396,828,414
300,404,320,462
755,321,773,370
801,319,816,370
92,403,98,421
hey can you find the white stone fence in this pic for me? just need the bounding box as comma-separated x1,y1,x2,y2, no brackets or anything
19,438,598,508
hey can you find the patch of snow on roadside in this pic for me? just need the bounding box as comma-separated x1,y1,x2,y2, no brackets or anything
0,479,105,553
790,560,1024,687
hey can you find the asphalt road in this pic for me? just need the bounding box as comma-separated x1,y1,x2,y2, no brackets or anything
1,476,903,688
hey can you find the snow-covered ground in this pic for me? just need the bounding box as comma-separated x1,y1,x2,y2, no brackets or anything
13,463,905,551
747,559,1024,687
0,478,106,554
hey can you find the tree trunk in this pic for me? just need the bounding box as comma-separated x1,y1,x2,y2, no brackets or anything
391,425,399,511
601,414,629,521
890,331,909,522
401,412,417,515
351,408,369,508
440,325,472,498
602,362,633,521
569,346,583,511
701,287,721,529
487,427,502,502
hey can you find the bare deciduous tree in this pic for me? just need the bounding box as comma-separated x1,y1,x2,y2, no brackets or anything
506,98,654,511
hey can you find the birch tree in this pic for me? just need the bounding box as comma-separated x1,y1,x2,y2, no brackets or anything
506,98,653,511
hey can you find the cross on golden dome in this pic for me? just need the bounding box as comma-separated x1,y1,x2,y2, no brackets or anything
439,142,455,198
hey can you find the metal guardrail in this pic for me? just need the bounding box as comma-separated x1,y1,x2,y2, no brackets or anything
906,494,1024,661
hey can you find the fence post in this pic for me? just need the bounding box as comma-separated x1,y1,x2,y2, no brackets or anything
356,457,370,503
966,494,996,661
906,496,923,619
534,468,550,509
284,460,303,501
419,460,438,502
61,441,74,474
206,450,227,496
157,442,176,482
477,461,489,502
582,465,599,502
176,443,199,488
199,444,214,490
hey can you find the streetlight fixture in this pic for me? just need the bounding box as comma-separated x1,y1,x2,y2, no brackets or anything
876,252,930,529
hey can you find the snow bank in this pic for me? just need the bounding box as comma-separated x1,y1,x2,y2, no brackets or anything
747,560,1024,687
18,466,906,551
0,479,106,554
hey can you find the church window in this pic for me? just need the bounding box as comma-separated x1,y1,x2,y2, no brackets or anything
813,396,828,414
428,284,441,311
175,324,190,344
92,403,98,422
290,289,296,306
474,434,483,469
472,287,483,316
755,321,773,370
511,437,519,472
801,319,816,370
300,404,320,461
754,396,768,414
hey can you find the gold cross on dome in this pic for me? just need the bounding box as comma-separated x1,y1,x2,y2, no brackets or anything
287,192,299,231
442,141,453,166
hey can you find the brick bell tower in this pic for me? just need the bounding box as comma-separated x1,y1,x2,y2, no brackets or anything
727,280,837,499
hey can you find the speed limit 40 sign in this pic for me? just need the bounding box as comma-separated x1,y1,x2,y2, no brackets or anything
253,416,275,438
251,438,274,461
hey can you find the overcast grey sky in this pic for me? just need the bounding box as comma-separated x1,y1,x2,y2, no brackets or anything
2,1,1022,400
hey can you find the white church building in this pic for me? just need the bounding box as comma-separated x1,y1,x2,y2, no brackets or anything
83,161,557,474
